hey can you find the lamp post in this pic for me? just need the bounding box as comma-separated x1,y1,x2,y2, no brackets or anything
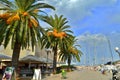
115,47,120,59
45,48,52,71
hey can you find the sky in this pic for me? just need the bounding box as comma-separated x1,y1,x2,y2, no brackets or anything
0,0,120,66
43,0,120,65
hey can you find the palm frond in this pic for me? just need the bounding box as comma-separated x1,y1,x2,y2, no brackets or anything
0,0,14,7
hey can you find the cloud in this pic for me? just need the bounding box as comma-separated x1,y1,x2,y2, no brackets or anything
76,31,120,48
44,0,117,22
76,32,108,45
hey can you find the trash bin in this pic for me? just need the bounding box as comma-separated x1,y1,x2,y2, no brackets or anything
61,69,67,79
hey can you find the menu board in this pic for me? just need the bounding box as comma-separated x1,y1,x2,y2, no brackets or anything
32,69,41,80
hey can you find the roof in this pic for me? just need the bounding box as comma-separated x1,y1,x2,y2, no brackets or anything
0,53,11,59
19,55,53,64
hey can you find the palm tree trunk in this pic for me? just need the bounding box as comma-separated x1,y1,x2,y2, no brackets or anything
11,41,21,79
67,56,71,71
53,44,58,74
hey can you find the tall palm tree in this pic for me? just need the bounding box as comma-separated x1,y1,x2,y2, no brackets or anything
59,37,82,71
0,0,55,75
41,14,73,73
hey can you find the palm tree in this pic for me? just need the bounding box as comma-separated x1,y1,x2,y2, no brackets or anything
59,37,82,71
41,14,73,73
0,0,55,76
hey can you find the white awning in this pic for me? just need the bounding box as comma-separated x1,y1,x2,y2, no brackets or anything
0,53,11,59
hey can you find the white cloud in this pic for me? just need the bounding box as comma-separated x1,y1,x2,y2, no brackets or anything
45,0,117,22
76,31,120,49
76,32,108,44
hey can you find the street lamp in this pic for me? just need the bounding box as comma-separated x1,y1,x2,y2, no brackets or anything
115,47,120,59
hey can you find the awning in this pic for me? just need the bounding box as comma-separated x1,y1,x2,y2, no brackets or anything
19,55,52,64
0,53,11,59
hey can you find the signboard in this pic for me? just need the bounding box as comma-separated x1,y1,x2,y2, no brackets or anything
32,69,41,80
2,67,14,80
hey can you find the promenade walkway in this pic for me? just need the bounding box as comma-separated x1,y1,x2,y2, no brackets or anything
42,69,112,80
